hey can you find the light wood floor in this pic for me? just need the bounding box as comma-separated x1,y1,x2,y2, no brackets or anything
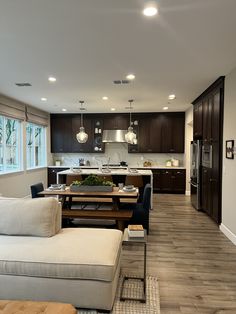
121,194,236,314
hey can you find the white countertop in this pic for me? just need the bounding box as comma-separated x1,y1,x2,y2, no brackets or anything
48,165,185,170
57,169,153,176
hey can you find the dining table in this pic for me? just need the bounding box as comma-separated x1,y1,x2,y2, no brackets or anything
38,186,139,230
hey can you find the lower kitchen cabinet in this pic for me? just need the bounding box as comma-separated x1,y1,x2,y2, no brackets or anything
48,167,69,186
152,169,186,194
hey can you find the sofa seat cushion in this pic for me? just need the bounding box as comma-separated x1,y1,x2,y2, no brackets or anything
0,300,76,314
0,228,122,282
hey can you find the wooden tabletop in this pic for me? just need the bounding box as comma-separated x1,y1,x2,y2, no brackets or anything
39,186,138,198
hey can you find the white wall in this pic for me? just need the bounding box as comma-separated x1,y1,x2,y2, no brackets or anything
221,67,236,245
0,121,50,198
184,106,193,195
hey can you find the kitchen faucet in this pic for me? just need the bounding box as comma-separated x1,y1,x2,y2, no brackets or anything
107,157,110,170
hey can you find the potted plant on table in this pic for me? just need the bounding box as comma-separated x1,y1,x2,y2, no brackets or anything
70,174,115,192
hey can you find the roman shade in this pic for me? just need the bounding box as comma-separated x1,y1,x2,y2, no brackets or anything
0,94,49,126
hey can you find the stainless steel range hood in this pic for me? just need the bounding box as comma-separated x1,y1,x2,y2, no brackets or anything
102,129,127,143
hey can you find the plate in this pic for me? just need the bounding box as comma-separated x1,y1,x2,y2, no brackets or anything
123,187,137,192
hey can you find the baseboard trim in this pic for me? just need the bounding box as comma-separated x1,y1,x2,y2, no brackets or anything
185,190,191,196
220,224,236,245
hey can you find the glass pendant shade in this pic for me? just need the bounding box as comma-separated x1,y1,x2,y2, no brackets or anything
76,100,88,143
76,126,88,143
125,99,136,144
125,126,136,144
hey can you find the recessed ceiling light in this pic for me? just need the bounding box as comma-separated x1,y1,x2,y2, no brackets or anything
163,106,169,110
62,108,67,112
143,2,158,17
111,108,116,111
48,76,57,82
102,96,108,100
168,94,176,100
126,74,135,80
41,97,47,102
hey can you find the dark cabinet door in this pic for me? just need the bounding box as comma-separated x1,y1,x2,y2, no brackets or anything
202,97,212,142
193,101,203,139
71,116,93,152
153,170,162,192
201,167,211,216
149,115,162,153
51,115,72,153
137,117,150,152
211,90,221,143
171,115,185,153
160,170,173,192
172,170,186,193
103,114,129,130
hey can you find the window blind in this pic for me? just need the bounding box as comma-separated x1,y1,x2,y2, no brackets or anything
0,94,49,126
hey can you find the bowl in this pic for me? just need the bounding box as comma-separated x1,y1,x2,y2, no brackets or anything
125,185,134,190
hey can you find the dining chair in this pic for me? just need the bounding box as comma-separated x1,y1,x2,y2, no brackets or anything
120,183,151,234
30,183,45,198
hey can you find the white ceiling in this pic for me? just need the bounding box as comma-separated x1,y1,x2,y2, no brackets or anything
0,0,236,114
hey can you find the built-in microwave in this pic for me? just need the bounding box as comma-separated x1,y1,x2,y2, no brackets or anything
202,143,212,168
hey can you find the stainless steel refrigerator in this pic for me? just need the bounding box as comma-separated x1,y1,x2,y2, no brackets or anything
190,140,202,210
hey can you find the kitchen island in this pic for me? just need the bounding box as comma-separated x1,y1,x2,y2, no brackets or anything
56,168,153,207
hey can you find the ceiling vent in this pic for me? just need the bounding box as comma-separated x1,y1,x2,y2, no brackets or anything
15,83,32,87
113,80,130,85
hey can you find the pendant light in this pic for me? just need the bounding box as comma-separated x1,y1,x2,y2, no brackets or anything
76,100,88,143
125,99,137,144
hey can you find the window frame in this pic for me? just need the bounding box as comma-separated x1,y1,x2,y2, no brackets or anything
26,122,47,170
0,115,23,175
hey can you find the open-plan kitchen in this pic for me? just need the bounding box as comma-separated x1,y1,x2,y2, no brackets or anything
0,1,236,313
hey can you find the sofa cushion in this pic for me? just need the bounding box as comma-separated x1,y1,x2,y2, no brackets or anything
0,197,60,237
0,228,122,282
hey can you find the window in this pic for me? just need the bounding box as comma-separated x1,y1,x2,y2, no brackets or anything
0,115,22,173
26,123,46,169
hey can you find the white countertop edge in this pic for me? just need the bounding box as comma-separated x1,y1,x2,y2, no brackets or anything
48,165,185,170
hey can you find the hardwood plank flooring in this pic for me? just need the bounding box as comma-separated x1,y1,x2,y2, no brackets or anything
121,194,236,314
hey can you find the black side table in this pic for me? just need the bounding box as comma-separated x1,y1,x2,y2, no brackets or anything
120,228,147,303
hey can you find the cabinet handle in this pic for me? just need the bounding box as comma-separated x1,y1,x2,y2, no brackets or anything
177,171,181,174
210,178,217,182
169,149,175,152
165,171,169,174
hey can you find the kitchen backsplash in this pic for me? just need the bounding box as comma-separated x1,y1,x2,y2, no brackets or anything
52,143,185,167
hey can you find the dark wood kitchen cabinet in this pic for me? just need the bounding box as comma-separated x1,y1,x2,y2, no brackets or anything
161,114,185,153
51,115,72,153
132,112,185,153
193,101,203,139
71,116,93,153
103,114,129,130
47,167,69,186
136,115,160,153
192,76,224,224
152,169,186,194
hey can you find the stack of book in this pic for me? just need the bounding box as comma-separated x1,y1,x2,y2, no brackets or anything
128,225,144,238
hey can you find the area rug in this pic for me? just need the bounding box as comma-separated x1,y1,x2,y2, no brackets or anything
77,275,160,314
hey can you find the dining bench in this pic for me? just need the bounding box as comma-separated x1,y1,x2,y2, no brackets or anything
62,209,133,230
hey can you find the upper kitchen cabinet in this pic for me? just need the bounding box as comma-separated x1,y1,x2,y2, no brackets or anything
103,114,129,130
193,100,203,139
71,115,93,153
51,114,72,153
137,114,162,153
134,112,185,153
161,113,185,153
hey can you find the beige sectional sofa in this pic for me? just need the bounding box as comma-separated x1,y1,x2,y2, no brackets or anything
0,197,122,311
